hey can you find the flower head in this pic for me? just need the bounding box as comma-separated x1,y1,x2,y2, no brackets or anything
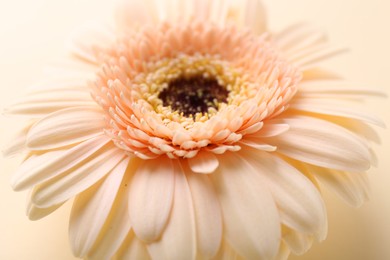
4,0,384,259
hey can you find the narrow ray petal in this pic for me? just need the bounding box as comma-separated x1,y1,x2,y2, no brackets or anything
270,116,371,172
11,135,110,191
242,149,327,240
243,0,267,34
115,0,158,30
187,169,223,259
4,88,94,117
87,159,138,260
31,144,125,208
212,240,242,260
148,161,196,260
211,153,280,259
275,23,326,53
66,21,115,64
26,189,64,221
2,123,32,157
26,106,106,150
282,226,314,256
128,157,175,242
309,165,369,207
114,231,151,260
69,157,129,257
290,98,385,127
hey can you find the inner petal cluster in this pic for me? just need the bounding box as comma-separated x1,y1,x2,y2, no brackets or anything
91,21,302,159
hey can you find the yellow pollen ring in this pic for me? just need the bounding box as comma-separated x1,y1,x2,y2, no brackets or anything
130,53,254,129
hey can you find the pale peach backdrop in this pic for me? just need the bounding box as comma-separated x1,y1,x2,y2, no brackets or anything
0,0,389,259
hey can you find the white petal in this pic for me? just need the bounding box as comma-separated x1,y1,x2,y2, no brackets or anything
227,0,267,34
290,97,385,127
69,157,129,257
2,122,32,157
4,89,93,117
296,46,348,71
11,135,111,191
148,161,196,260
31,144,126,208
115,231,151,260
211,153,280,259
87,159,136,260
25,77,91,93
128,158,175,242
275,23,327,53
188,150,219,174
212,240,241,260
43,62,96,80
156,0,228,24
239,138,277,151
66,21,115,64
253,122,290,137
26,106,106,150
309,165,369,207
271,116,371,172
153,0,181,21
327,117,381,144
282,227,314,256
187,171,222,259
241,149,327,240
275,242,290,260
115,0,158,30
26,189,64,221
242,0,267,34
298,80,386,98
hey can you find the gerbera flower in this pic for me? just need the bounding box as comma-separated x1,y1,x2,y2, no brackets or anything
3,0,384,259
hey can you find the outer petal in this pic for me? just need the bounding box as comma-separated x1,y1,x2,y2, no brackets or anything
227,0,267,34
31,144,126,207
275,23,327,54
69,157,129,257
147,161,196,260
290,97,384,127
186,169,223,259
2,122,32,157
128,157,175,242
212,240,242,260
114,231,151,260
25,189,64,221
270,116,371,172
87,159,137,260
275,242,290,260
211,152,280,260
66,21,115,64
308,165,370,207
26,106,106,150
11,135,110,191
4,89,94,117
282,226,314,256
241,149,327,240
115,0,158,30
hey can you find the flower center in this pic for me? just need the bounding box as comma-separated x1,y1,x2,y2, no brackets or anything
158,75,229,117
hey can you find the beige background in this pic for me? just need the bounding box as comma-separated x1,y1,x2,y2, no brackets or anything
0,0,389,259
